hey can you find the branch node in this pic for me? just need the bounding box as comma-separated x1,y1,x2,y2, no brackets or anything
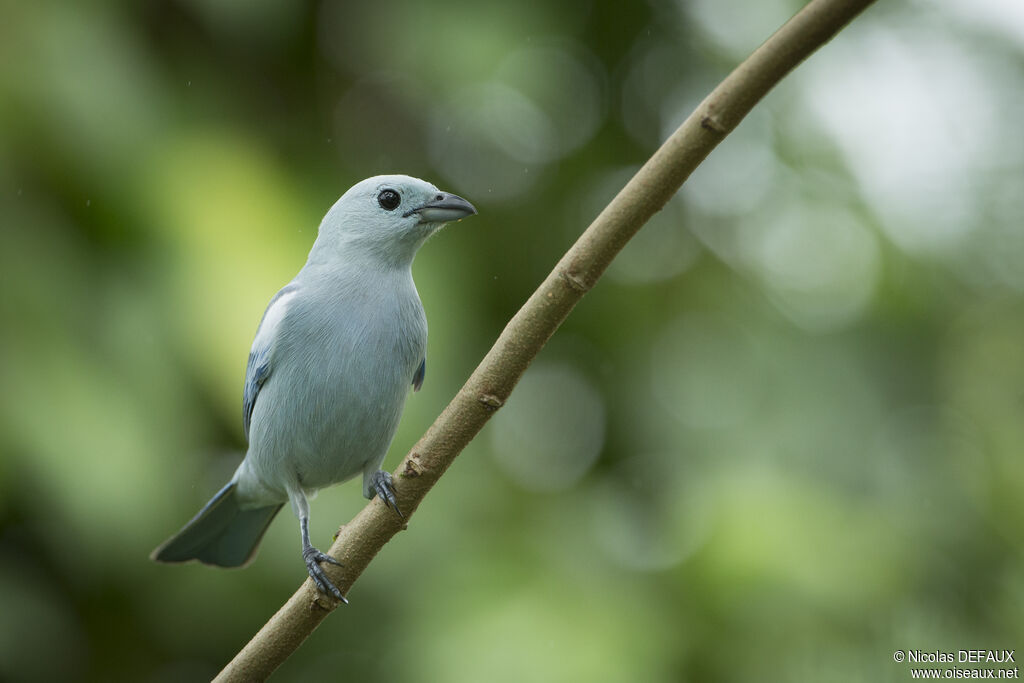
560,270,590,292
700,114,727,133
402,454,424,478
309,596,333,613
478,394,504,411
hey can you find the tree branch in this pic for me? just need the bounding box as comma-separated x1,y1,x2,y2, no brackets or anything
215,0,876,679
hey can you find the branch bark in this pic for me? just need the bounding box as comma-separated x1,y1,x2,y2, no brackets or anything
215,0,876,679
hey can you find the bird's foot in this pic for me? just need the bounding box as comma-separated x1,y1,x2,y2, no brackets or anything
370,470,404,519
302,546,347,603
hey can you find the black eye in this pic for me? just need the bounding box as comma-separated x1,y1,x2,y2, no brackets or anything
378,189,401,211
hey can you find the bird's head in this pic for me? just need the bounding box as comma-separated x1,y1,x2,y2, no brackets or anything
311,175,477,267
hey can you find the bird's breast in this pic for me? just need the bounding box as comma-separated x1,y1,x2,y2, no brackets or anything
247,274,427,492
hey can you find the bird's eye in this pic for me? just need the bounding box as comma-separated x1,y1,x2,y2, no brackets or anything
378,189,401,211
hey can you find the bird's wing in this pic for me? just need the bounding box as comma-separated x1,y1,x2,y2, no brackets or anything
413,357,426,392
243,284,299,440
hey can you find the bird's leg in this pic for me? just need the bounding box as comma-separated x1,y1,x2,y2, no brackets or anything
368,469,404,519
301,516,345,602
292,490,346,603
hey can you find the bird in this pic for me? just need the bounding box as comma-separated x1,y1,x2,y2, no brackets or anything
151,175,477,602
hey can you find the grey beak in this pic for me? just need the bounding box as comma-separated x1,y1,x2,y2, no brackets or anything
406,192,477,223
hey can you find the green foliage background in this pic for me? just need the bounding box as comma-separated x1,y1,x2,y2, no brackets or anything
1,0,1022,681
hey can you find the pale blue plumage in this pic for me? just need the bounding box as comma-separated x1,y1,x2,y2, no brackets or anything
152,175,476,600
243,283,298,439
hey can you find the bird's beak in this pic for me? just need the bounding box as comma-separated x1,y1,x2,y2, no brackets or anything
405,193,477,223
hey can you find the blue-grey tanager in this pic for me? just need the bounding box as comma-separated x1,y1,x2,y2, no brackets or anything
151,175,476,601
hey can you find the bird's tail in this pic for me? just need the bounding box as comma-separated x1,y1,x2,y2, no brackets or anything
151,481,283,568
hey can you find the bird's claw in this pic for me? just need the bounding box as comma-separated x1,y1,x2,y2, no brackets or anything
370,470,404,519
302,546,347,603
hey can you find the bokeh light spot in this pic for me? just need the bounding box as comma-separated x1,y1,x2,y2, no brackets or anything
490,362,606,491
